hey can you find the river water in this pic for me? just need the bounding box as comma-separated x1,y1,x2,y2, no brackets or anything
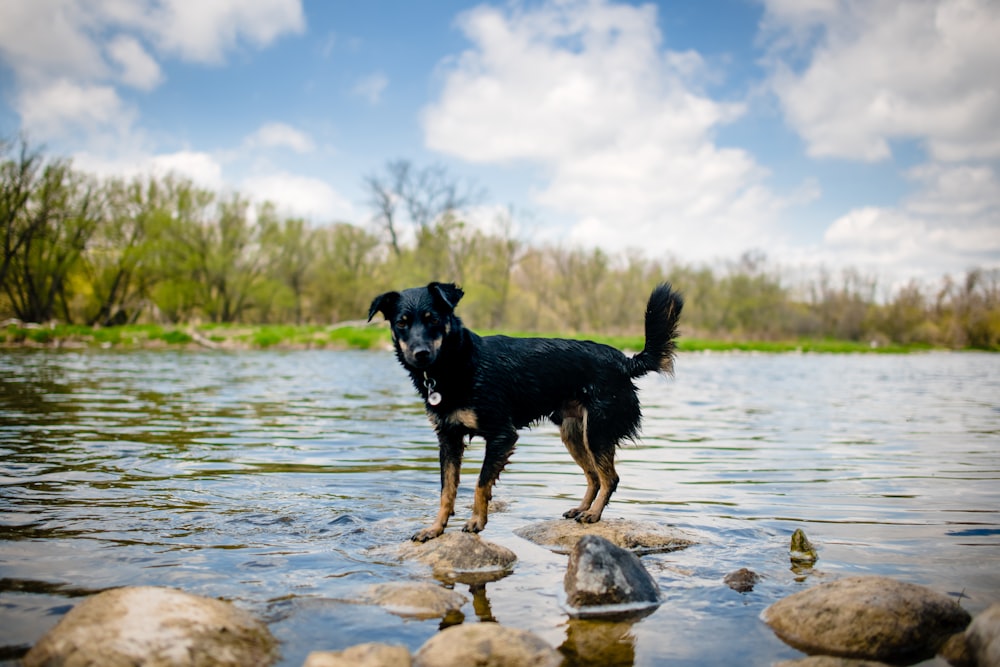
1,349,998,665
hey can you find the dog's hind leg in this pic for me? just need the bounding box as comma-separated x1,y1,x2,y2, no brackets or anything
560,416,600,519
412,430,465,542
465,428,517,534
575,443,619,524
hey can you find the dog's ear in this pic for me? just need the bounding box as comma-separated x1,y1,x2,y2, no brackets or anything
428,282,464,312
368,291,401,322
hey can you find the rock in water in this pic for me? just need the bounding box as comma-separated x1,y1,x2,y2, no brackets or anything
761,575,971,663
304,643,411,667
724,568,762,593
563,534,661,618
398,531,516,583
23,586,277,667
413,624,560,667
365,582,467,619
965,603,1000,667
514,518,694,555
790,528,818,564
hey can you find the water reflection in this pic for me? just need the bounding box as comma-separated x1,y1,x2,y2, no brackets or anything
1,349,999,666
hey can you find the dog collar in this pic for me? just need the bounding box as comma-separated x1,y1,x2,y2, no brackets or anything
423,372,442,406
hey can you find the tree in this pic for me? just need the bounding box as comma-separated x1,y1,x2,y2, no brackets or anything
2,158,102,323
364,159,483,256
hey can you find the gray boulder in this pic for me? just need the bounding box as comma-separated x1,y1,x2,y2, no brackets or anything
563,534,661,618
762,575,971,663
23,586,277,667
398,532,516,583
514,518,694,555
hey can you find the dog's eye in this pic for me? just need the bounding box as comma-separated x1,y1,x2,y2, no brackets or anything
423,312,439,325
395,317,410,329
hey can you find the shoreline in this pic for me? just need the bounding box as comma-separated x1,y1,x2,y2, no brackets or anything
0,321,954,354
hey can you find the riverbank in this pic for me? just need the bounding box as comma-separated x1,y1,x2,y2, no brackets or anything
0,320,937,353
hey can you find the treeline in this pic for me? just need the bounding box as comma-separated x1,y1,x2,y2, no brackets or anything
2,139,998,349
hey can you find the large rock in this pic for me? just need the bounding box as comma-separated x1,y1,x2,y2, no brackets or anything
957,603,1000,667
304,643,411,667
774,658,893,667
514,518,694,555
761,576,971,663
23,586,277,667
563,534,661,618
364,582,467,619
399,532,516,583
413,624,561,667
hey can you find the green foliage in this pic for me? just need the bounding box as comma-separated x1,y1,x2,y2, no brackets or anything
1,140,998,351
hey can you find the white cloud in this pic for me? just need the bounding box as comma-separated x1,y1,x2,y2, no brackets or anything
243,122,315,154
242,172,355,222
0,0,305,145
18,79,134,140
352,72,388,105
73,149,225,191
149,0,305,64
423,0,791,261
106,35,163,90
763,0,1000,162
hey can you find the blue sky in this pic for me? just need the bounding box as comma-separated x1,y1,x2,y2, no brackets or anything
1,0,998,288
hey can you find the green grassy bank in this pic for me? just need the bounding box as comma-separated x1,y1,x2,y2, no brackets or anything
0,321,939,354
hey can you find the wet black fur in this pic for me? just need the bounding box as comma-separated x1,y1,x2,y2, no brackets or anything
368,281,683,541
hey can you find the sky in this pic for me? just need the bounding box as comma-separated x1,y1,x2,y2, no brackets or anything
1,0,998,288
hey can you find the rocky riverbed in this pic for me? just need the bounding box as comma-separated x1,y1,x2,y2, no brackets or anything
23,521,999,667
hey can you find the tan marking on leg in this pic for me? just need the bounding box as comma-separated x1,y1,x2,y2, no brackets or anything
446,408,478,430
560,410,600,519
412,457,461,542
464,481,491,533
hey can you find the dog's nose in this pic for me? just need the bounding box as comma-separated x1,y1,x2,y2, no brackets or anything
413,348,432,365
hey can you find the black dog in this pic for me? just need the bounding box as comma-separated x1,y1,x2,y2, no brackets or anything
368,282,683,542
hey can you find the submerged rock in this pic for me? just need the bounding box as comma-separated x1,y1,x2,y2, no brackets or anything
724,567,762,593
514,518,694,555
398,531,516,583
23,586,277,667
761,575,971,663
364,582,467,619
304,643,411,667
563,534,661,618
413,623,561,667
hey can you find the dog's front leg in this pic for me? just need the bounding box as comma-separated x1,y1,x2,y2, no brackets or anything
465,429,517,534
412,430,466,542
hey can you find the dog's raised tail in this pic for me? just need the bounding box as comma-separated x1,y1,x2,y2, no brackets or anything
628,283,684,378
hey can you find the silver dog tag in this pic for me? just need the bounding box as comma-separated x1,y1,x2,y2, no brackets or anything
428,391,442,406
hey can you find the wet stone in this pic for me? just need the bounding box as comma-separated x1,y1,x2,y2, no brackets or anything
761,575,971,663
413,623,561,667
398,531,517,583
790,528,819,564
964,603,1000,667
304,642,411,667
364,582,467,619
774,657,894,667
514,518,695,555
724,567,762,593
563,534,661,618
23,586,277,667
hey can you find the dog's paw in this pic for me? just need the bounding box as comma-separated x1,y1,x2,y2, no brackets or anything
462,517,485,534
574,511,602,524
563,508,584,519
411,526,443,542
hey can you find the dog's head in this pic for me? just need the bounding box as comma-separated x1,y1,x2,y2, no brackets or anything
368,282,464,369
